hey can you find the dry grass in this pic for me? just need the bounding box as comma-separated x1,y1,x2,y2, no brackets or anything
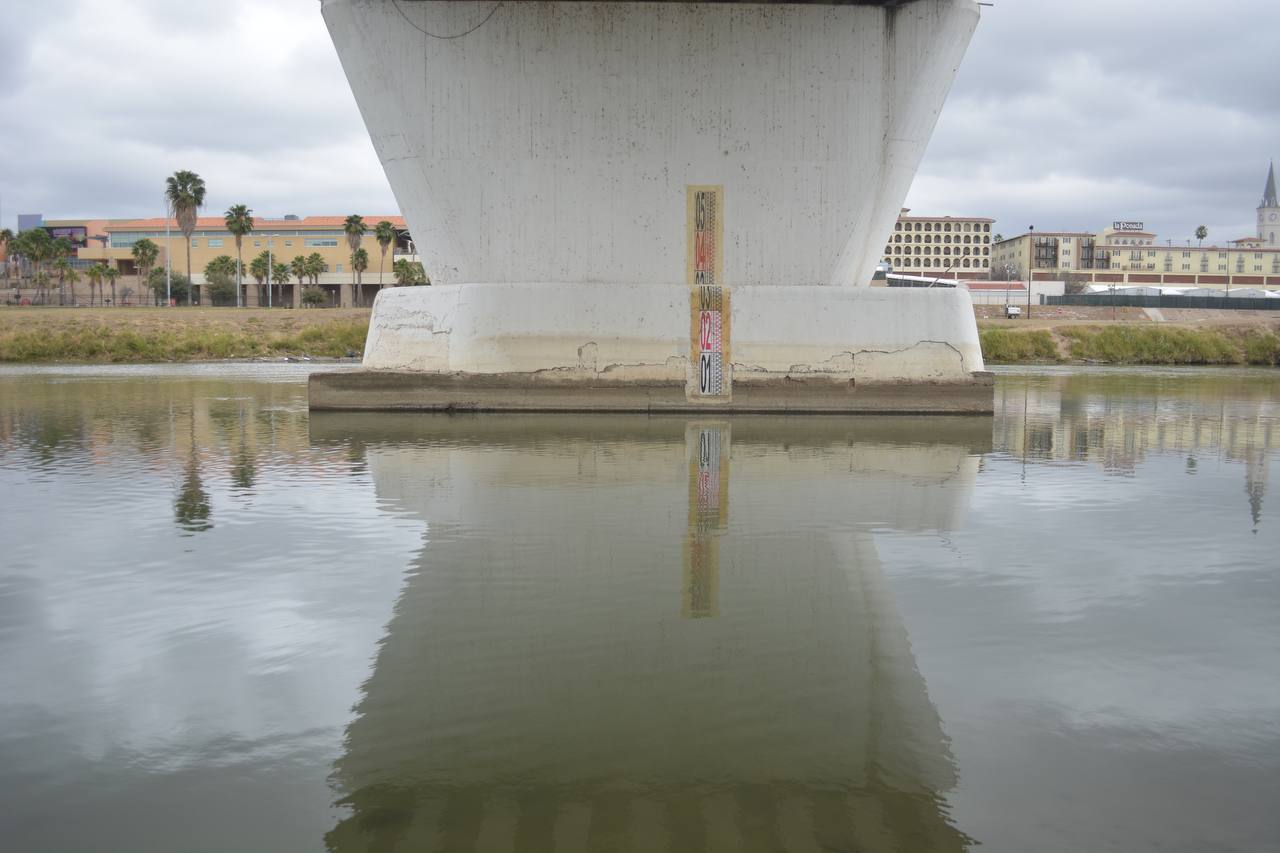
0,307,371,362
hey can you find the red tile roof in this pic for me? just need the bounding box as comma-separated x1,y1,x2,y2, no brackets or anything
105,215,406,232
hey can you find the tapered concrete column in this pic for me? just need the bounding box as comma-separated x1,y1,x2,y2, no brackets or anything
340,282,353,308
244,280,260,307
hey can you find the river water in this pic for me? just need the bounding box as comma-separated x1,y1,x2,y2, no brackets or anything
1,364,1277,853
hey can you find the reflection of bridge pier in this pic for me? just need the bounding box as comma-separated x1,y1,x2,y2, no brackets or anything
309,414,988,851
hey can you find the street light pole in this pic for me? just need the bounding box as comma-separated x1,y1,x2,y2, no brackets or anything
266,235,273,308
1027,225,1035,319
165,200,172,307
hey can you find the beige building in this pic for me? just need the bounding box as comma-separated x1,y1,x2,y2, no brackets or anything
990,165,1280,290
75,214,413,306
881,209,994,280
992,226,1280,290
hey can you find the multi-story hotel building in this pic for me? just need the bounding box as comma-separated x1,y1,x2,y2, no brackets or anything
990,164,1280,290
880,210,994,280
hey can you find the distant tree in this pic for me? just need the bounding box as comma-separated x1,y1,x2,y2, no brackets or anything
392,258,428,286
993,233,1004,243
148,268,191,304
352,246,369,303
204,255,239,305
85,263,105,306
1060,270,1090,295
301,286,327,307
1195,225,1208,247
0,228,12,282
343,214,367,305
989,262,1024,282
204,254,238,284
165,169,207,306
305,252,328,286
131,238,159,300
14,228,54,296
224,204,254,307
249,250,271,295
271,261,290,306
103,265,120,306
374,219,396,296
51,257,74,304
290,255,309,292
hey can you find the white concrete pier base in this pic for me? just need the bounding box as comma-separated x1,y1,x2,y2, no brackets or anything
310,284,993,414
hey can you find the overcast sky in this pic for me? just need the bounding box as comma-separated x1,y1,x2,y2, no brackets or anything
1,0,1277,244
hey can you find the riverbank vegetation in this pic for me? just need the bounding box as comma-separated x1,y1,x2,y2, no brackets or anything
0,308,369,363
4,308,1279,366
980,325,1280,365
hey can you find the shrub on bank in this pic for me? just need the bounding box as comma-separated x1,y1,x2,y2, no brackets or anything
1061,326,1239,364
1242,331,1280,365
979,329,1059,363
0,318,369,362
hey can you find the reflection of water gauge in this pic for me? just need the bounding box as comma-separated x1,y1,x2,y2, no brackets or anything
684,422,730,617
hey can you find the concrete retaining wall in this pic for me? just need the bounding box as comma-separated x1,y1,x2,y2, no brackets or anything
309,283,992,414
362,283,985,381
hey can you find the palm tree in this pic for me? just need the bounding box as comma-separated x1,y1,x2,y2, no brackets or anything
1196,225,1208,247
374,220,396,299
290,255,308,293
15,228,54,300
343,214,367,306
52,258,74,305
224,204,254,308
271,261,290,307
65,266,82,305
0,228,12,283
352,247,369,302
85,263,104,307
165,170,207,306
132,238,159,303
104,265,120,306
393,258,428,286
305,252,328,287
249,250,271,302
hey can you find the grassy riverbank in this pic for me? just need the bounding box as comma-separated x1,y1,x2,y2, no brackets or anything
980,325,1280,365
0,308,370,363
5,306,1280,367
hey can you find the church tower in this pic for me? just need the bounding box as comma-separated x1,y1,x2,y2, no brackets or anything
1258,162,1279,245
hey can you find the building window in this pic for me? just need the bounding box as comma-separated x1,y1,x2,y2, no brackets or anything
254,240,261,247
895,222,902,231
305,238,339,247
336,264,343,272
1182,264,1190,271
285,240,293,247
191,239,199,248
206,238,223,248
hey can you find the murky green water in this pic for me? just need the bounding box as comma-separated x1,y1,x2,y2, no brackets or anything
1,364,1278,853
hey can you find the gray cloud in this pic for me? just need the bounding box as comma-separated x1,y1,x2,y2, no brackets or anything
910,0,1280,243
1,0,1277,246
